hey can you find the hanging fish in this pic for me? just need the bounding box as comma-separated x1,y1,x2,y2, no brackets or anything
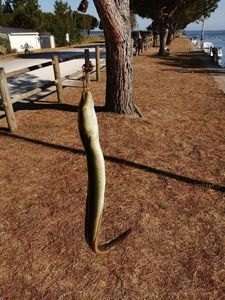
78,89,131,254
78,0,89,13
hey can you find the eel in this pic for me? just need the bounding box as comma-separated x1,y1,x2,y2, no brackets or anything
78,89,131,254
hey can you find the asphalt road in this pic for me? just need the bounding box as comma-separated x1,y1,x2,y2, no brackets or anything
0,45,106,100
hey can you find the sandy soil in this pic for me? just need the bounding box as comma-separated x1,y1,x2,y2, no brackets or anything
0,37,225,299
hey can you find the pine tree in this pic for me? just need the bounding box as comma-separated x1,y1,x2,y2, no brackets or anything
93,0,135,114
53,0,70,45
11,0,42,30
0,0,5,25
2,0,13,13
130,0,220,55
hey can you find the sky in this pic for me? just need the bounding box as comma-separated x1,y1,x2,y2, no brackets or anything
34,0,225,31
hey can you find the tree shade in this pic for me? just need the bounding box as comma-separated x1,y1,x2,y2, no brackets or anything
130,0,220,55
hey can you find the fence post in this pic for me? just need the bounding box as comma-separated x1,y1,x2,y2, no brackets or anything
95,46,101,82
84,49,91,86
141,42,144,53
150,37,153,47
52,55,64,103
0,68,17,133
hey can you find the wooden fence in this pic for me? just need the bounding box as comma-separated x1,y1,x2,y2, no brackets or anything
0,46,103,133
0,38,155,133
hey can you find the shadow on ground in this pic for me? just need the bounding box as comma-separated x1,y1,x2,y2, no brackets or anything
148,50,225,75
8,74,53,94
0,130,224,193
0,100,105,120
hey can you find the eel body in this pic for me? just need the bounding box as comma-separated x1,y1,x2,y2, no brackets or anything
78,90,131,254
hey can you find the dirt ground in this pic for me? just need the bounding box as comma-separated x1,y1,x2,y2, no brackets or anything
0,37,225,299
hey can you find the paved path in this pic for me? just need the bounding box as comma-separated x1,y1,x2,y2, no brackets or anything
201,57,225,94
191,41,225,93
0,45,106,101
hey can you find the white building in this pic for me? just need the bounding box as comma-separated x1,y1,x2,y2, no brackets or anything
39,32,55,49
0,27,55,52
9,32,41,52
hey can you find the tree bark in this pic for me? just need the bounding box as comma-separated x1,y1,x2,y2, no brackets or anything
166,23,177,45
93,0,135,114
166,25,173,45
158,21,167,56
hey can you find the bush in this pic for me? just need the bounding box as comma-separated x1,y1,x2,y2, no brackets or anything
79,35,105,44
10,48,17,53
0,44,7,55
0,36,10,53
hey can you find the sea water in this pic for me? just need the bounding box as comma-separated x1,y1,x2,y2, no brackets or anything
90,29,225,67
89,30,104,37
185,30,225,67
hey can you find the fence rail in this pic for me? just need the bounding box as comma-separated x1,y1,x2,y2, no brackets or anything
6,54,84,79
6,61,53,79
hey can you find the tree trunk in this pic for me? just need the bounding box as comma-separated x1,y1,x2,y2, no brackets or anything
166,23,177,45
166,26,173,45
158,21,167,56
93,0,135,114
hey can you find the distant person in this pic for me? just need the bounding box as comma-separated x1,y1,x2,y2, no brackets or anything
153,31,158,47
136,31,143,55
164,47,170,56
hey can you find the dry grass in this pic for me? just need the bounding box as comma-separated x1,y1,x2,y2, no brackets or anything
0,37,225,299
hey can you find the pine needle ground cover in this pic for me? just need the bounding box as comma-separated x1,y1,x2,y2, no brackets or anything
0,37,225,299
